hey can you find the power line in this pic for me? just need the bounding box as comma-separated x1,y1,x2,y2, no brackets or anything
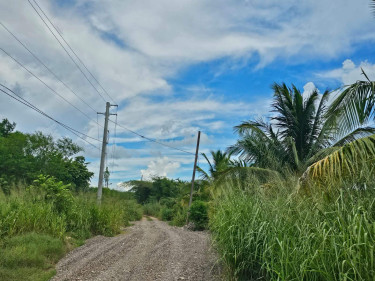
0,83,101,143
0,46,103,128
109,119,196,155
31,0,117,105
0,22,99,114
27,0,114,104
24,0,197,160
0,83,101,149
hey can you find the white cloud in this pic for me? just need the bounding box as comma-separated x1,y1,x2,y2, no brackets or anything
318,60,375,85
0,0,373,185
302,82,319,98
141,157,181,180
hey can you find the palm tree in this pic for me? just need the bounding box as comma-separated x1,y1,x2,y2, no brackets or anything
230,81,375,176
197,150,231,181
304,70,375,181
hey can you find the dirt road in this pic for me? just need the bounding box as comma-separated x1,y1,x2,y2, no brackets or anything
51,218,221,281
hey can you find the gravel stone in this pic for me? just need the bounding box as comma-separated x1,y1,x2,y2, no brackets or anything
51,218,221,281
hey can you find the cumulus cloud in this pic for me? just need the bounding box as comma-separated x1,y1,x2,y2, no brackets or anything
318,59,375,85
141,157,181,180
0,0,373,185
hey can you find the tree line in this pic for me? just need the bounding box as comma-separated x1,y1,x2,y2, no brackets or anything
0,118,93,194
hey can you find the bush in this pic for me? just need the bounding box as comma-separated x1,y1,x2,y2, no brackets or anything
123,200,143,223
170,207,187,227
159,197,176,208
189,200,208,230
143,202,161,217
160,207,174,221
29,175,73,215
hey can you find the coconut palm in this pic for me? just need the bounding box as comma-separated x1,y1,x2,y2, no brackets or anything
197,150,231,181
303,71,375,181
230,81,375,176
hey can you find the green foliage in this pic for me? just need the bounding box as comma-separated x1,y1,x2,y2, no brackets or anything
210,182,375,280
160,207,174,221
197,150,232,181
303,134,375,185
30,175,74,214
0,118,15,137
122,200,143,222
159,197,176,208
230,83,375,175
0,184,144,280
0,120,93,192
170,206,188,227
87,204,123,236
130,177,187,204
0,177,11,196
143,202,161,217
0,233,65,281
189,200,208,230
129,180,153,204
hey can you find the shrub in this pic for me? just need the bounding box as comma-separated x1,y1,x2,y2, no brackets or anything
29,175,73,214
143,202,161,217
160,207,174,221
189,200,208,230
159,197,176,208
123,200,143,223
170,207,187,227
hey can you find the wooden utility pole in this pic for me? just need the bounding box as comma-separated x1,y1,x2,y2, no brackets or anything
188,131,201,209
97,102,117,203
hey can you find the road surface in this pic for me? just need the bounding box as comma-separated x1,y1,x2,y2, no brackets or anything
51,218,221,281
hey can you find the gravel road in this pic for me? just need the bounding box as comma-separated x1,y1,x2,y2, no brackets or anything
51,218,221,281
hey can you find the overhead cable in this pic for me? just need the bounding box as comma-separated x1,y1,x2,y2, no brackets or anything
0,83,101,149
32,0,117,104
28,0,115,104
0,46,103,128
0,22,99,114
109,119,196,155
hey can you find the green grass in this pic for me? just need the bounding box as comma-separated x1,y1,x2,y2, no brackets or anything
0,233,65,281
143,202,162,217
210,181,375,281
0,185,143,281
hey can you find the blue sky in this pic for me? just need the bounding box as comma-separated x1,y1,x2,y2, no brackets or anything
0,0,374,189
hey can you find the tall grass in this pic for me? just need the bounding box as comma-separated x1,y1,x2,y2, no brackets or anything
0,189,142,240
210,178,375,280
0,183,143,281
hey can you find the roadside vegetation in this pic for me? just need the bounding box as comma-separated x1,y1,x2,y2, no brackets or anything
126,177,209,229
2,74,375,280
205,74,375,280
0,121,142,281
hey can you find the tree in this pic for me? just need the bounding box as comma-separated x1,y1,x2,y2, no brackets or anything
197,150,232,181
0,118,16,137
0,119,93,191
230,82,375,175
129,177,185,204
301,71,375,183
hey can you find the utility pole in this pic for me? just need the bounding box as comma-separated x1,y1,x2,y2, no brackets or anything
97,102,117,203
187,131,201,222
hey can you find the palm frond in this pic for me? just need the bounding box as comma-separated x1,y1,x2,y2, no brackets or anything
328,73,375,134
216,166,282,185
196,166,210,181
333,126,375,146
303,134,375,182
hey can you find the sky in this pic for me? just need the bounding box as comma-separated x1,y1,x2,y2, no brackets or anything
0,0,374,189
